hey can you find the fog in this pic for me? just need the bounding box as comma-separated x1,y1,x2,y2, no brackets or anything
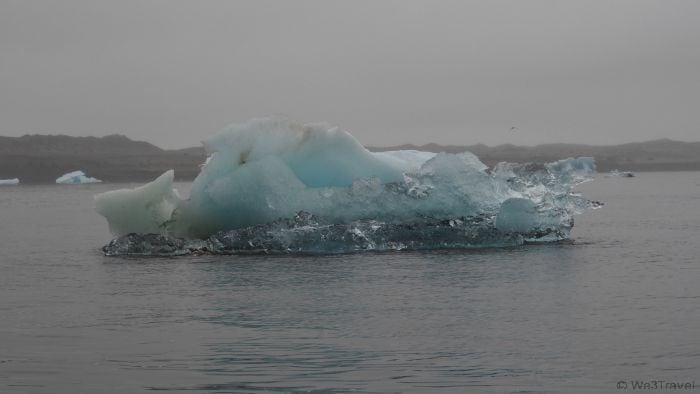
2,0,699,148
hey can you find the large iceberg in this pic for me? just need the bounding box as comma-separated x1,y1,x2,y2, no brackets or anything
96,117,599,255
0,178,20,186
56,170,101,184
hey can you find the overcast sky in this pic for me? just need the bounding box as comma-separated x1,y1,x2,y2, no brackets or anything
1,0,699,149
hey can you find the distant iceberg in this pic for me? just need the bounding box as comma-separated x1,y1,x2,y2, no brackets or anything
96,117,599,255
0,178,20,186
56,171,102,184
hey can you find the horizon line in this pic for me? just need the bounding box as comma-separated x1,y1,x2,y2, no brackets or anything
2,133,699,151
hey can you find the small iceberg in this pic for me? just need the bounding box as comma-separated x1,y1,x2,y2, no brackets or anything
96,116,600,256
0,178,20,186
56,170,102,184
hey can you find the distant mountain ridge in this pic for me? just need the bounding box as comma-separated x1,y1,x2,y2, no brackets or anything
0,134,163,157
1,134,699,183
369,138,700,171
0,134,202,183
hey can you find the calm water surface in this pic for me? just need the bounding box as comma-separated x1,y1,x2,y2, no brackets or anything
1,172,699,393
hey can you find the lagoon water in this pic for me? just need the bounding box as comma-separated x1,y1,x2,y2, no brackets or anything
1,172,699,393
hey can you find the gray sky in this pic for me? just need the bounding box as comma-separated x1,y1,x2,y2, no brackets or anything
1,0,699,149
